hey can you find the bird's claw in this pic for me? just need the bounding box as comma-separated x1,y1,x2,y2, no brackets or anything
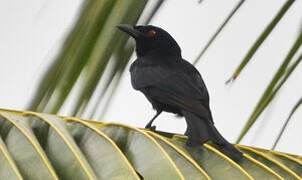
145,125,156,131
150,125,156,131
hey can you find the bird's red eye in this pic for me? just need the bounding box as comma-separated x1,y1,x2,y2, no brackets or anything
147,30,156,37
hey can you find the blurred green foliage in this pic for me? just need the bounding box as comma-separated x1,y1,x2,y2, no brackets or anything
28,0,302,149
28,0,163,119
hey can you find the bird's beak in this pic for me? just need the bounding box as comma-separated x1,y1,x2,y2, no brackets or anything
117,24,142,39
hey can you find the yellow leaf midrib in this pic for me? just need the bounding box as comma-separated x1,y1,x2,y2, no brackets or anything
64,117,140,180
24,112,96,180
237,145,301,180
0,112,58,179
0,137,23,180
103,122,186,180
146,130,211,180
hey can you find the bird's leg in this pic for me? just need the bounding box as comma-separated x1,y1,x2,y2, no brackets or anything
145,110,162,131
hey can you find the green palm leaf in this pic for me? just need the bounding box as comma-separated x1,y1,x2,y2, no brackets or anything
272,95,302,150
193,0,246,65
236,31,302,143
27,0,153,116
226,0,296,83
0,108,301,179
0,136,23,180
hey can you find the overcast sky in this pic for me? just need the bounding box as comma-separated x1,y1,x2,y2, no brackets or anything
0,0,302,155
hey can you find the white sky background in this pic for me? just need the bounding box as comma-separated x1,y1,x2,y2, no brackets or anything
0,0,302,155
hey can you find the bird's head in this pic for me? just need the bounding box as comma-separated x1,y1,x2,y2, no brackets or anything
117,24,181,57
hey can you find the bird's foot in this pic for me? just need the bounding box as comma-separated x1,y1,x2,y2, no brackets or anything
150,125,156,131
145,125,156,131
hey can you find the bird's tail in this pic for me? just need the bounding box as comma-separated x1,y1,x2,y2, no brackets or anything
182,110,242,161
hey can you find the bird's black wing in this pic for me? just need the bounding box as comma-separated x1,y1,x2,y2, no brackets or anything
130,58,213,122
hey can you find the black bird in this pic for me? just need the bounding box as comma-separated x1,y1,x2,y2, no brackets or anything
117,24,242,159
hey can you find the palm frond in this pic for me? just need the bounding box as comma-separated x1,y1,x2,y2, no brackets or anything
272,95,302,150
1,108,302,179
226,0,296,83
27,0,162,117
236,30,302,143
70,0,148,117
193,0,246,65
